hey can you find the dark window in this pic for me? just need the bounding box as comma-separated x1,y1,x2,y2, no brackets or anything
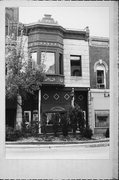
70,55,81,76
97,70,104,84
59,53,63,75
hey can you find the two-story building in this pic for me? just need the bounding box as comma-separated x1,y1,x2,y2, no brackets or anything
23,14,90,133
89,36,110,135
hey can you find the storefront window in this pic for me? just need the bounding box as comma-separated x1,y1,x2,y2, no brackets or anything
41,52,55,74
95,110,109,127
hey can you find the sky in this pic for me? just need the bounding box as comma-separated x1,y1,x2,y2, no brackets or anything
19,7,109,37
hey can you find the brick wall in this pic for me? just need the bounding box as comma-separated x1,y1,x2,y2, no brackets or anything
89,42,109,89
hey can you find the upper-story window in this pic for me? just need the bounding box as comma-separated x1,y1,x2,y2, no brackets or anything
70,55,82,76
41,52,55,74
94,60,108,89
31,52,37,69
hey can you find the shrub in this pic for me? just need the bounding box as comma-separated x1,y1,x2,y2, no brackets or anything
81,126,93,139
52,113,59,137
21,115,39,136
60,113,69,137
6,126,23,141
105,128,109,138
29,120,39,136
69,104,85,135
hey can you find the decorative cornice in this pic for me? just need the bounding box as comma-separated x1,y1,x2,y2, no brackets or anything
89,36,109,47
28,41,63,49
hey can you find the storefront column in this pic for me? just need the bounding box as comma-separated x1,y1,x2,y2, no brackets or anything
38,89,41,133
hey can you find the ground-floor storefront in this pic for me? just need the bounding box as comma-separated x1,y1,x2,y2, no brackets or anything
6,86,89,134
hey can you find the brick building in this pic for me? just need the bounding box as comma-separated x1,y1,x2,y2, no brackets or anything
89,36,110,134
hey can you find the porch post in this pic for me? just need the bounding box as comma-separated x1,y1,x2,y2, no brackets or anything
71,88,74,107
38,89,41,133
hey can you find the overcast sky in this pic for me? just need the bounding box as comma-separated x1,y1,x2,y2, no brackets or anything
19,7,109,37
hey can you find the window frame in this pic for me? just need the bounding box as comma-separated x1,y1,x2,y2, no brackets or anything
94,60,108,89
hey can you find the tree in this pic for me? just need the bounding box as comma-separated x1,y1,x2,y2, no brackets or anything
6,33,45,130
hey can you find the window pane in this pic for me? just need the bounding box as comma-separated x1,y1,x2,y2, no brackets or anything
41,52,55,74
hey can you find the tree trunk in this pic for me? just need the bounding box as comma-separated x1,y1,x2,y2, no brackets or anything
38,89,41,133
16,94,22,130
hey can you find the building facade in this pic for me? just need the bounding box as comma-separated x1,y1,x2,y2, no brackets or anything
24,14,90,133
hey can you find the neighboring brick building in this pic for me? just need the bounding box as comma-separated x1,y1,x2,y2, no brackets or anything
89,36,110,134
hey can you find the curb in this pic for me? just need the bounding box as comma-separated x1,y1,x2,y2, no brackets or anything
6,139,109,148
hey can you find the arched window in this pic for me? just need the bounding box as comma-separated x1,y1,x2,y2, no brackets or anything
94,60,108,89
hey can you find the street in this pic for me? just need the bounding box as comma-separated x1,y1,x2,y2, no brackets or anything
6,143,110,159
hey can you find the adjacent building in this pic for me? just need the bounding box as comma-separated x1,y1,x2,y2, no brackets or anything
89,36,110,134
